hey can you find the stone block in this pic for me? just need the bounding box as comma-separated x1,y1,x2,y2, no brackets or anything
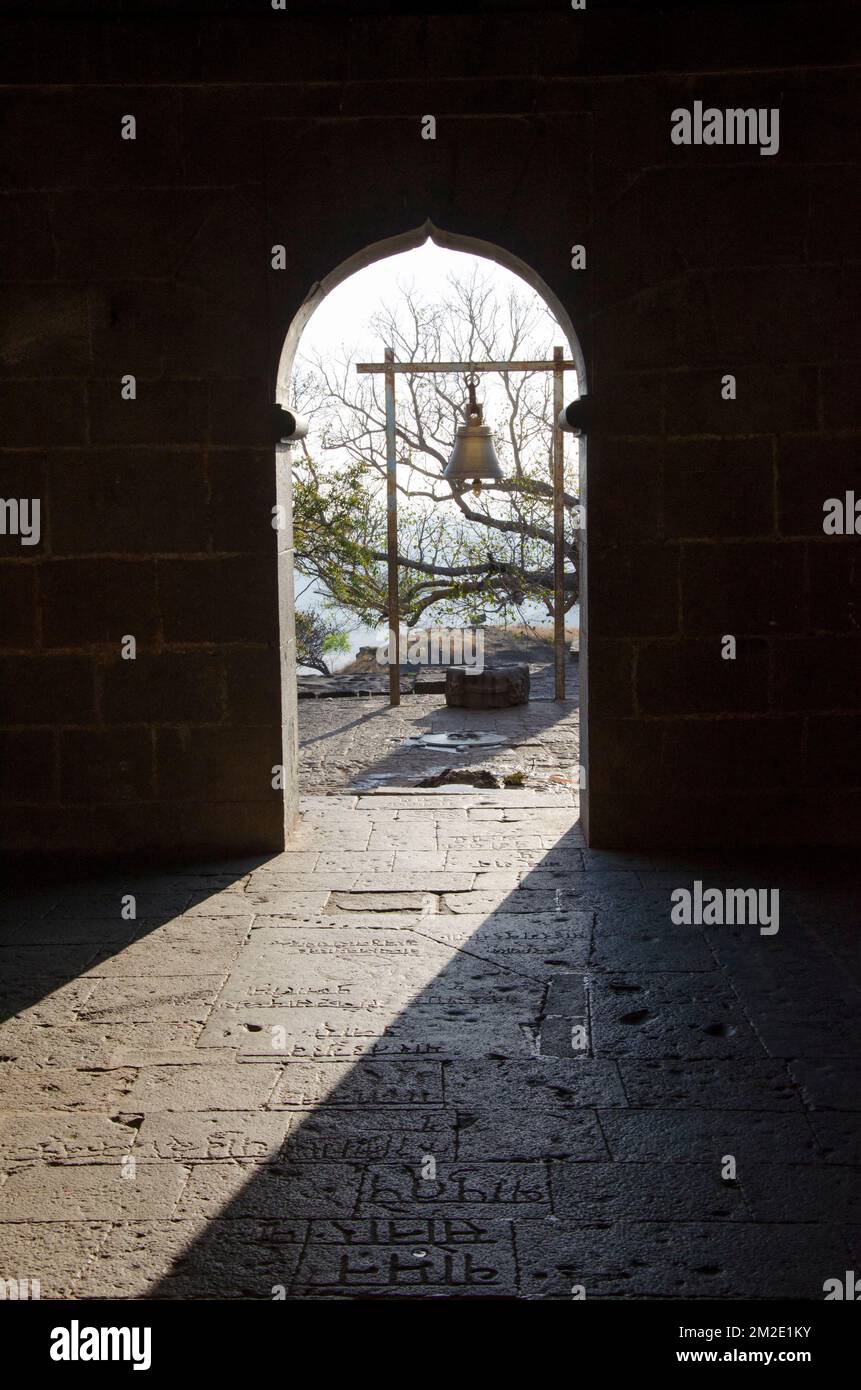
803,146,861,259
0,380,85,446
446,664,530,709
787,1059,861,1111
639,165,805,278
742,1164,861,1223
270,1061,444,1109
0,729,56,803
88,378,208,447
80,976,223,1025
0,806,97,856
168,193,266,312
809,540,861,631
359,1160,550,1221
0,1113,139,1165
100,650,224,724
663,439,774,539
0,88,182,190
0,192,54,279
681,541,806,635
0,1162,188,1223
0,285,89,376
591,185,643,311
180,87,268,186
59,727,154,804
174,1160,363,1221
208,450,276,551
0,1067,136,1112
587,439,662,543
53,188,215,280
0,1221,111,1301
174,800,283,856
588,719,664,795
88,280,268,381
208,382,274,448
49,449,209,555
592,79,661,206
293,1219,516,1298
708,264,853,362
158,556,277,644
778,435,860,536
0,563,36,646
42,558,159,646
774,635,861,712
587,544,679,637
156,726,282,802
0,653,94,723
455,1108,604,1162
593,370,664,436
661,717,803,794
75,1217,303,1301
516,1218,847,1300
590,974,766,1059
443,1058,626,1110
636,637,769,715
598,1108,817,1164
551,1160,745,1222
807,715,861,788
225,645,281,724
619,1059,801,1111
820,362,861,429
122,1065,280,1113
132,1110,292,1163
785,67,861,164
664,365,815,436
593,274,715,373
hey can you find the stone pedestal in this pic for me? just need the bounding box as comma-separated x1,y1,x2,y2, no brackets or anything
445,664,530,709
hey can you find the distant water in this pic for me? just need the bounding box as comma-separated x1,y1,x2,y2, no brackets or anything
294,574,579,673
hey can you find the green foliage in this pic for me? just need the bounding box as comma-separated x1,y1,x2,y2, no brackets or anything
295,608,350,676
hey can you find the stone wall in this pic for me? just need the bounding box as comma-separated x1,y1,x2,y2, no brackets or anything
0,1,858,854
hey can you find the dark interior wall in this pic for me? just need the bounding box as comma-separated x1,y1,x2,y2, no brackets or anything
0,1,858,856
588,58,861,847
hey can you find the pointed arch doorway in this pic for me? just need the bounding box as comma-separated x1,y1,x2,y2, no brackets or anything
273,222,590,839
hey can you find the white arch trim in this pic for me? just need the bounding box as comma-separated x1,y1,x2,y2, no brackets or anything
275,219,587,399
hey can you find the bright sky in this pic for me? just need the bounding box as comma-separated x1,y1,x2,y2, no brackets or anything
292,240,578,667
297,237,564,364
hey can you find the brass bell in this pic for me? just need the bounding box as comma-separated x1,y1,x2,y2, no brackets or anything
443,374,503,496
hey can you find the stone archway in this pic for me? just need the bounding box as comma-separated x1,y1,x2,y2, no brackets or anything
273,221,590,840
275,220,587,396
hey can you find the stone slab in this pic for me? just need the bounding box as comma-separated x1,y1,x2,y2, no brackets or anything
121,1065,281,1112
293,1220,517,1296
1,1162,188,1222
268,1061,445,1109
72,1218,304,1300
174,1161,364,1220
358,1160,550,1220
199,1003,541,1060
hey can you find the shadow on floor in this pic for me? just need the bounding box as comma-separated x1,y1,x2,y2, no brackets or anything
0,865,263,1036
127,835,861,1300
297,671,580,793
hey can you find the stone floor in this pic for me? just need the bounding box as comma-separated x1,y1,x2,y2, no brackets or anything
0,684,859,1299
298,659,580,792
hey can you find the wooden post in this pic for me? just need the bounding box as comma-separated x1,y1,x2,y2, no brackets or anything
356,350,579,706
553,346,565,700
384,347,400,706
